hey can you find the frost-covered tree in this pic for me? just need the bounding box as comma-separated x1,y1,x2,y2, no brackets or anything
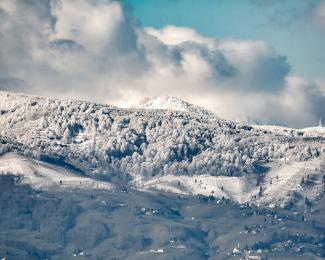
0,91,323,184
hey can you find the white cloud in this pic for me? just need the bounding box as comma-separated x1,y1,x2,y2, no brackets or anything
0,0,323,128
51,0,124,52
145,25,215,47
142,27,290,93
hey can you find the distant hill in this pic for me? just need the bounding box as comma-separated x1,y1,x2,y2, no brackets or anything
0,91,324,206
134,96,215,117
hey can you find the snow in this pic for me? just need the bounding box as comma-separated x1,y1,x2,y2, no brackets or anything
0,152,114,191
0,90,324,206
253,124,325,138
134,96,215,117
135,155,325,206
258,158,324,205
135,174,257,203
301,126,325,137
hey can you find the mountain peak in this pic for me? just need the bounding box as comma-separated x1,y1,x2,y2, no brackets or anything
135,96,215,117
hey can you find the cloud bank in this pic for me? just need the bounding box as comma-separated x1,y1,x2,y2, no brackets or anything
0,0,324,128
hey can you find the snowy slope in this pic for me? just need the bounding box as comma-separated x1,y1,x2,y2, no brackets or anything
135,156,324,206
258,158,324,205
0,91,324,206
134,96,215,117
301,126,325,137
0,153,113,191
253,124,325,138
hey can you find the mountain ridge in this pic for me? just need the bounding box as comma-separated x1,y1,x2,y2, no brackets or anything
134,96,216,117
0,91,324,206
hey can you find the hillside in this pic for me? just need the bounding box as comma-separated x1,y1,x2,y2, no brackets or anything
0,91,324,206
134,96,215,117
2,173,325,259
1,91,325,259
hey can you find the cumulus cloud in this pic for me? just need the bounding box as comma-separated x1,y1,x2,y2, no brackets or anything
0,0,147,99
145,25,215,47
142,26,290,93
206,77,325,128
0,0,323,128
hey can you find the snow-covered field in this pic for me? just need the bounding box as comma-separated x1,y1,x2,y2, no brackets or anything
134,156,325,206
259,158,324,205
135,174,257,203
0,152,113,191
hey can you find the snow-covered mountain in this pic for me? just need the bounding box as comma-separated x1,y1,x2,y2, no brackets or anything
0,91,324,206
134,96,215,117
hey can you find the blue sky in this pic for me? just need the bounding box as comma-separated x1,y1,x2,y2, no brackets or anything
125,0,325,78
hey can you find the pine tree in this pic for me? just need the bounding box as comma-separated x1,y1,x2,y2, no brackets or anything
301,177,305,186
305,197,312,207
259,186,263,197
